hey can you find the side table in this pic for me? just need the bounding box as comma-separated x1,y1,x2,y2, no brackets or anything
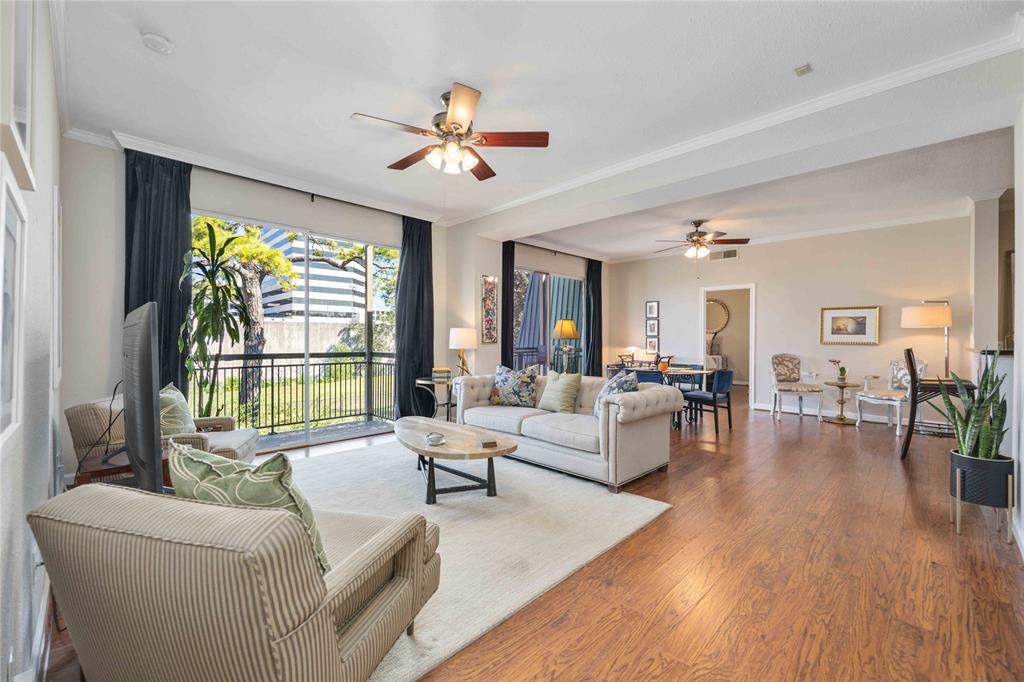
415,377,454,422
822,381,859,425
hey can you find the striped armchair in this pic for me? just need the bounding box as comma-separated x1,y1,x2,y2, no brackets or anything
28,484,440,682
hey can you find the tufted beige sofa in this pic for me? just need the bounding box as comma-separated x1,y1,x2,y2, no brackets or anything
454,374,683,492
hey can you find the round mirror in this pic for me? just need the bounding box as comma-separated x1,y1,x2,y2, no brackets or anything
705,299,730,333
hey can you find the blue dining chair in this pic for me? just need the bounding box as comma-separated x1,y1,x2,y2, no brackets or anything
683,370,734,435
634,369,665,385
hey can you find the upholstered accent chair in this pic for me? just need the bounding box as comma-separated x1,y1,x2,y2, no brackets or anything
855,358,927,436
770,353,823,421
28,484,440,682
65,394,259,468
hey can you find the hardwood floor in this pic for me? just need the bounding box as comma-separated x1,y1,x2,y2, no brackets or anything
47,388,1024,680
423,388,1024,680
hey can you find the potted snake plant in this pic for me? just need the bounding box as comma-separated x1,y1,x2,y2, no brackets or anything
930,353,1012,531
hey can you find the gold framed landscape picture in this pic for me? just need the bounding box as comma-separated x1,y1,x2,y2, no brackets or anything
820,306,880,345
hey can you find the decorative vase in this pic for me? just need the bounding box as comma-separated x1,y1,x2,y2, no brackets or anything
837,373,847,383
658,360,669,372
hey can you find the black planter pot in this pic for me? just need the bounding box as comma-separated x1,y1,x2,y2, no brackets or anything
949,450,1014,509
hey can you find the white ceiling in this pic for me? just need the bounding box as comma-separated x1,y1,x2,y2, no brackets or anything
60,1,1024,224
526,129,1015,261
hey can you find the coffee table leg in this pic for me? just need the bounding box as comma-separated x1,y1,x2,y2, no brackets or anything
426,457,437,505
486,458,496,497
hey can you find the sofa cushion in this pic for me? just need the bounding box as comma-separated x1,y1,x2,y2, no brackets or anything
490,364,540,407
593,370,639,416
463,406,548,435
520,413,600,454
537,372,582,413
169,444,330,573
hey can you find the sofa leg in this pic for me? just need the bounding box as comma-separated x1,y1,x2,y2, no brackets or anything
406,620,415,636
607,484,621,494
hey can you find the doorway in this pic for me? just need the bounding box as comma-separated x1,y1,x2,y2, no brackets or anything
699,284,755,407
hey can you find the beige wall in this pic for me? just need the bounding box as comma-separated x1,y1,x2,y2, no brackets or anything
607,217,973,415
972,197,1000,349
1013,106,1023,542
1,4,61,675
707,288,750,383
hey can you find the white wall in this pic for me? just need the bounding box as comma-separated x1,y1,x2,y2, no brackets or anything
0,3,61,676
59,145,448,468
707,288,750,383
972,197,1000,349
1013,104,1023,545
607,217,973,416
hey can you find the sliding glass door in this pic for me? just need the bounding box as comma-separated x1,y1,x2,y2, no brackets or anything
511,268,586,373
186,214,398,449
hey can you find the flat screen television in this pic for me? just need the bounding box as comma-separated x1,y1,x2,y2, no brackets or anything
121,302,164,492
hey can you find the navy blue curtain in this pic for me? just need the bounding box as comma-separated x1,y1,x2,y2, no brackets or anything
124,150,192,392
584,258,603,376
395,217,434,417
500,241,515,368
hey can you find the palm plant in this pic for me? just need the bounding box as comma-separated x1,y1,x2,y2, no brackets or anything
179,222,252,417
929,352,1007,459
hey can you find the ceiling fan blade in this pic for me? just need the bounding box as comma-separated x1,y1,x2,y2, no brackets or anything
706,231,726,240
654,244,685,254
387,145,436,170
709,238,750,245
464,147,496,181
351,113,436,138
446,82,481,134
472,131,549,147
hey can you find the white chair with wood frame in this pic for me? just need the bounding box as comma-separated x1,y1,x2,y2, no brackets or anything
770,353,823,421
855,359,926,436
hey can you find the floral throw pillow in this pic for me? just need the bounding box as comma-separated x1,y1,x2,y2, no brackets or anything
490,364,540,407
593,370,639,417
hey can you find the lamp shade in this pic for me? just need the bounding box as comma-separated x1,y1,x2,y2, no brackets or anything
552,319,579,341
901,305,952,329
448,327,478,350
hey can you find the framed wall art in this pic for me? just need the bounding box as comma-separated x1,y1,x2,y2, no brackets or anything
645,300,659,318
481,275,498,344
820,306,880,345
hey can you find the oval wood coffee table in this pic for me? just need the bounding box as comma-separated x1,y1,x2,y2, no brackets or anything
394,416,518,504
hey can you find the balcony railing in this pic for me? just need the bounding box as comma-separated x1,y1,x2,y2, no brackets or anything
188,351,396,435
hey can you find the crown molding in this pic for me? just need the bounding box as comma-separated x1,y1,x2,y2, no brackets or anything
442,30,1024,229
48,0,70,134
64,127,120,150
600,210,971,264
111,131,439,222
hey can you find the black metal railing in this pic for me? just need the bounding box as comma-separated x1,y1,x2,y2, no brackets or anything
188,351,396,435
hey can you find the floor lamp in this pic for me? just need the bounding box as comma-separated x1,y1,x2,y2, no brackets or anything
901,301,953,377
449,327,477,376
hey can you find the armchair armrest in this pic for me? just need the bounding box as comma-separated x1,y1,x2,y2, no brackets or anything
320,513,425,631
604,384,684,424
453,375,495,423
162,433,211,451
194,416,236,432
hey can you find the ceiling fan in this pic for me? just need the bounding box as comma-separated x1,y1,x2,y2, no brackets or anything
351,82,549,181
654,219,750,258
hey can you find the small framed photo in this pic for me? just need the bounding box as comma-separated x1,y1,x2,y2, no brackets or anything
646,337,659,353
820,306,880,345
645,319,659,336
646,300,660,318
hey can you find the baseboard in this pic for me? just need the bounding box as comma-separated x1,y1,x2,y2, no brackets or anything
734,380,749,386
752,401,894,424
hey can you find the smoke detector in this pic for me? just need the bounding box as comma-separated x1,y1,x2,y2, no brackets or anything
141,32,174,55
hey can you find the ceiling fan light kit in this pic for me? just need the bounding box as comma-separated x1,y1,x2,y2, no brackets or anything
654,219,750,258
352,82,549,181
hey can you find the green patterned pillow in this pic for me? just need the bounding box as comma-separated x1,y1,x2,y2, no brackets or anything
160,383,197,436
593,370,639,417
490,364,540,407
538,372,582,413
168,444,330,573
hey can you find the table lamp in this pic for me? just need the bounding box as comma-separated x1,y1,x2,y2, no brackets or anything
552,319,580,373
901,301,953,376
449,327,477,376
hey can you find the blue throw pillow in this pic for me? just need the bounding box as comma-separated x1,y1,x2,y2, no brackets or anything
593,370,639,417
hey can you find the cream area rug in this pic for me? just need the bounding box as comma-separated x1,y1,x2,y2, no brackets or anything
290,440,671,681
